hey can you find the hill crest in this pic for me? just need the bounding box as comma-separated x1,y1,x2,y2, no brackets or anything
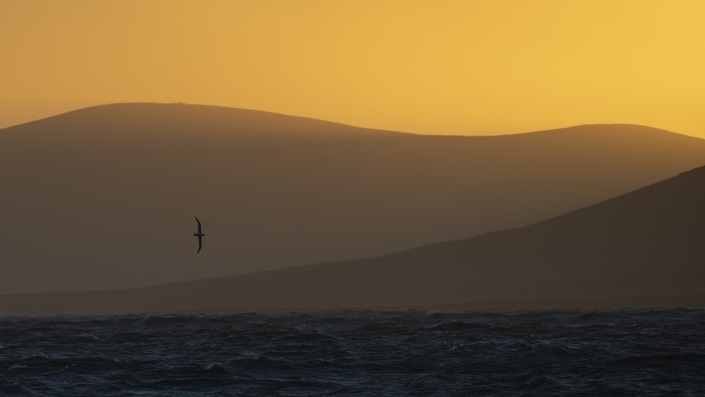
1,103,705,296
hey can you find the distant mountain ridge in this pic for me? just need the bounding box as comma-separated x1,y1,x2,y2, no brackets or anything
9,102,403,139
2,163,705,315
2,103,705,295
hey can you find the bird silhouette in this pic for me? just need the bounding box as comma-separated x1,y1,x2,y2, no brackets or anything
194,217,205,253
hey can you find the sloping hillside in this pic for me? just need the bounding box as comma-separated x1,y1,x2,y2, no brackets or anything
2,162,705,315
2,103,705,294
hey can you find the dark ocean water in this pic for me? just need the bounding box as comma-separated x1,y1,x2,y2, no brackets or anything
1,309,704,396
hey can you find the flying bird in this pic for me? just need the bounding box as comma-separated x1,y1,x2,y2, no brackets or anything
194,217,205,253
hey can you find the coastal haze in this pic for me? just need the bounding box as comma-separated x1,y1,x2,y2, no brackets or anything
2,103,705,308
3,3,704,395
2,158,705,315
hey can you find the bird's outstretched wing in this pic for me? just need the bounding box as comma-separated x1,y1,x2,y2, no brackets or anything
195,217,202,233
197,237,203,253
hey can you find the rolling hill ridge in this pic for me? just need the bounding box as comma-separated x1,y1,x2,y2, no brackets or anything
2,103,705,294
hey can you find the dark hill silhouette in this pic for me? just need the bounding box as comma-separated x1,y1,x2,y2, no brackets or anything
2,163,705,315
2,103,705,295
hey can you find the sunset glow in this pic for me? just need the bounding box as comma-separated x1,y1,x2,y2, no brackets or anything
1,1,704,136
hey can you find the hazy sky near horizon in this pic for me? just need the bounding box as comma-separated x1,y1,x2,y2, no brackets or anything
1,1,704,137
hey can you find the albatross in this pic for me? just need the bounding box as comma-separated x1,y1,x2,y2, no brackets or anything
194,217,205,253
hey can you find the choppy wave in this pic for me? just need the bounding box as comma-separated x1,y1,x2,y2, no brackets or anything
1,309,704,396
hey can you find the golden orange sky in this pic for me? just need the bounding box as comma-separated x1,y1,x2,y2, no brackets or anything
1,1,704,136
